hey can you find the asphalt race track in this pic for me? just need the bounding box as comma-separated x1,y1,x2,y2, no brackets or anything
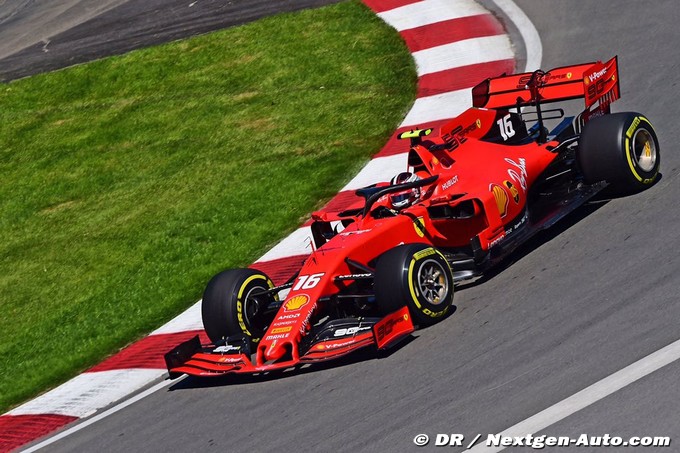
10,1,680,452
0,0,342,81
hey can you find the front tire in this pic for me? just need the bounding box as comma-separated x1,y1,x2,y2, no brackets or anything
374,243,454,326
578,112,660,195
201,268,277,345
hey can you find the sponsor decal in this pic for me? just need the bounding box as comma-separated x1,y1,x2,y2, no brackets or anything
583,61,618,107
490,184,509,218
271,319,297,327
489,234,505,248
217,356,244,364
271,326,292,334
585,67,608,85
517,74,533,89
277,312,301,320
283,294,310,312
505,157,528,190
413,247,436,260
505,211,528,235
476,118,482,129
516,71,571,90
503,180,520,203
236,300,249,336
299,308,315,335
422,306,447,318
264,334,288,341
441,175,459,191
375,316,405,343
626,116,641,139
333,326,372,337
442,121,479,150
213,344,241,353
322,339,366,350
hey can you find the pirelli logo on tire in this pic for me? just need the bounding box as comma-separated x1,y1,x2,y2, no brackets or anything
413,248,436,261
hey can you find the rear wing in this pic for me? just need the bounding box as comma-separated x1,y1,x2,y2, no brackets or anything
472,56,620,111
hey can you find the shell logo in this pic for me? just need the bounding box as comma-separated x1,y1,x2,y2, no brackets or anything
490,184,509,218
283,294,310,312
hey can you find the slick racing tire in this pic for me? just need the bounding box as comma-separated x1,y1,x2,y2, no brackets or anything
201,268,277,345
578,112,660,195
374,243,454,327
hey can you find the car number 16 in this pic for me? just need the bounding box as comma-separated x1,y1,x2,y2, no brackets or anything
293,273,325,290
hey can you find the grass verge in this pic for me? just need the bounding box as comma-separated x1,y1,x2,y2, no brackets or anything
0,0,416,413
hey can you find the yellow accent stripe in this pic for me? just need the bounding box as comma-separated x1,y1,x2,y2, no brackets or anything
407,257,423,309
624,116,654,183
406,248,455,311
236,274,270,336
625,137,642,182
399,128,433,140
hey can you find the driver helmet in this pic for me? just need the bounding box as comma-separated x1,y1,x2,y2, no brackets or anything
389,172,421,209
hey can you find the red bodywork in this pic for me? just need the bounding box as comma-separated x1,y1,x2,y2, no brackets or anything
166,58,620,377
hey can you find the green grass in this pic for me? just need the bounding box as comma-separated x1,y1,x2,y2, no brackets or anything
0,0,416,412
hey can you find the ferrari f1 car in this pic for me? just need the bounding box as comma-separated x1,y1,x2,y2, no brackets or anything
166,56,660,377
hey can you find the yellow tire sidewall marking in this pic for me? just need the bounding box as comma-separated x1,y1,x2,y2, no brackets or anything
625,116,656,183
236,274,272,338
406,248,453,317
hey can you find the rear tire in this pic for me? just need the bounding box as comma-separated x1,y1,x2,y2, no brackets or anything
374,243,454,326
578,112,660,195
201,268,277,345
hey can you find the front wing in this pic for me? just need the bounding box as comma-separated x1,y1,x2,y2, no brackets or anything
165,307,414,378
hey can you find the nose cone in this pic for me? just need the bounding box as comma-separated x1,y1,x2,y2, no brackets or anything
266,341,286,361
258,339,293,364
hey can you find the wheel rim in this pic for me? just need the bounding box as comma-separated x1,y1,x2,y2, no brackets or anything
416,259,449,305
632,128,657,172
243,285,269,333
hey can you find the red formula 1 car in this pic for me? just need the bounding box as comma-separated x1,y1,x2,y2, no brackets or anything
166,56,660,377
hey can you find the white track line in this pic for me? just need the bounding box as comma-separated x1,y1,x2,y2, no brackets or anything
468,337,680,452
491,0,543,72
8,369,165,418
21,377,180,453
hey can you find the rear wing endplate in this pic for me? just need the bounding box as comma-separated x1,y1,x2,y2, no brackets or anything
472,56,620,110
